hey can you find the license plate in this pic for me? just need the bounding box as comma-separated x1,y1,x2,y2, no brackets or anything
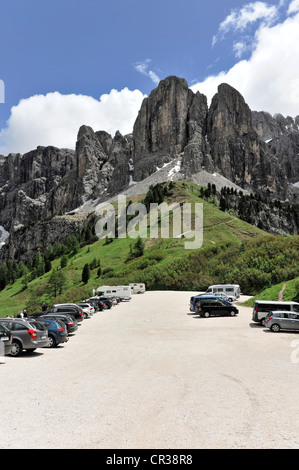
0,337,9,341
41,335,46,339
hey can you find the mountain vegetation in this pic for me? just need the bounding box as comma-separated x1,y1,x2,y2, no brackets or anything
0,181,298,317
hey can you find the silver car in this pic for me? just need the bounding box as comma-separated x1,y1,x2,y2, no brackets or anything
0,318,48,356
265,311,299,332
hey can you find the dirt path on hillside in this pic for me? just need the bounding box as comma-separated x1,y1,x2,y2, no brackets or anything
278,283,287,301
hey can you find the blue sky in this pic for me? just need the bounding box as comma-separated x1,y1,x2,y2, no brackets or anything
0,0,299,154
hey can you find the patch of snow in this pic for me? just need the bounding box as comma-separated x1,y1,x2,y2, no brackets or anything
129,175,137,186
156,161,172,172
168,161,181,180
0,225,9,246
128,158,134,171
292,181,299,188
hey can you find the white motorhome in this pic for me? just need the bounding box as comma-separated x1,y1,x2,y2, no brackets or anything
129,283,146,294
97,285,132,300
205,284,241,301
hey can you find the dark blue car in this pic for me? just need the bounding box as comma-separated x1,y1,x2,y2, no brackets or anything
36,318,68,348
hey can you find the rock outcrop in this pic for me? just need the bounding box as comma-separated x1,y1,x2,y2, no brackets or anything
0,75,298,263
0,146,77,232
207,84,288,197
133,76,213,180
252,111,299,184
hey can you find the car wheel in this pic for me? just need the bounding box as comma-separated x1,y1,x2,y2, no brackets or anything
10,340,22,357
203,311,210,318
230,310,236,316
271,324,281,332
46,335,56,348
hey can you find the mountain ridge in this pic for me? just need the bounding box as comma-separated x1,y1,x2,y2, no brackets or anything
0,75,298,262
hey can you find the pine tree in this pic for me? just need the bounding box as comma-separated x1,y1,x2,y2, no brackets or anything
82,263,90,284
46,269,66,298
133,236,145,257
60,254,68,269
0,263,8,290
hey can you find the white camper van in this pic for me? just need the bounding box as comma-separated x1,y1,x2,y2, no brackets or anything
129,283,146,294
97,285,132,301
205,284,241,301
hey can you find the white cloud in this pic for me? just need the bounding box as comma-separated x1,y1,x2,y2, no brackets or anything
0,88,146,155
212,1,279,45
134,59,161,85
233,41,250,58
288,0,299,13
192,10,299,117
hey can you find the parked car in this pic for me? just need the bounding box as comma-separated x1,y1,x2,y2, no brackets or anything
108,297,118,305
0,318,48,357
40,314,78,334
87,299,104,311
49,305,84,322
0,322,13,355
252,301,299,326
195,298,239,318
265,311,299,332
36,318,69,348
98,297,113,309
190,295,232,313
77,303,94,318
215,292,232,302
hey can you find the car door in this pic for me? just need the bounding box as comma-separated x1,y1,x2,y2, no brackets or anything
279,312,291,330
289,313,299,330
209,300,224,316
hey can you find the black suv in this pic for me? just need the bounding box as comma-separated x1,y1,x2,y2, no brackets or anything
196,298,239,318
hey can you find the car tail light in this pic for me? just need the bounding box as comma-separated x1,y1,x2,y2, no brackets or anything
266,317,273,322
57,327,64,331
27,329,37,339
67,322,73,325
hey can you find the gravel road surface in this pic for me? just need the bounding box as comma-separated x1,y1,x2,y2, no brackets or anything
1,291,299,449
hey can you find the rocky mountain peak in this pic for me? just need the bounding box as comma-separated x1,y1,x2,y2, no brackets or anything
0,74,298,264
208,83,253,138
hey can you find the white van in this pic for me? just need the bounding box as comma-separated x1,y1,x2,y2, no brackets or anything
97,285,132,301
252,300,299,326
205,284,241,301
129,283,146,294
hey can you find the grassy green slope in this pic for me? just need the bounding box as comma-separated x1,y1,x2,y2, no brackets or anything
244,276,299,307
0,181,298,317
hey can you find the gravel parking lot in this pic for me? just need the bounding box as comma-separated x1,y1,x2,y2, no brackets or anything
1,291,299,449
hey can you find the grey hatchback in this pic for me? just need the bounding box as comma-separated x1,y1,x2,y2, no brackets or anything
0,318,48,356
265,311,299,332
